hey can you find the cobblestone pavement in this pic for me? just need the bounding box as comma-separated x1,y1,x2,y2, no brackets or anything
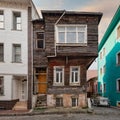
0,107,120,120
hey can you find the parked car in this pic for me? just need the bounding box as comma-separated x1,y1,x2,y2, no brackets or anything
91,96,110,107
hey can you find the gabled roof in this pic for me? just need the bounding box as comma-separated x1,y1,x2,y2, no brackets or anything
98,6,120,52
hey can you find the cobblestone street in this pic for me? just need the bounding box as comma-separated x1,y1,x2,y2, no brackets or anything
0,107,120,120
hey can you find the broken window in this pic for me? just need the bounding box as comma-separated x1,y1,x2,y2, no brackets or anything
13,12,21,30
56,97,63,107
0,76,4,95
0,10,4,29
12,44,21,63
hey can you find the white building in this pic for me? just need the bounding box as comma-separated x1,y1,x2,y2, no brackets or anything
0,0,39,110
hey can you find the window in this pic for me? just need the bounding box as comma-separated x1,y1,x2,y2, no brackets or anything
13,12,21,30
56,25,87,44
72,97,78,107
54,66,64,86
100,52,102,59
117,52,120,65
103,48,106,56
13,44,21,63
103,65,106,74
100,68,102,75
36,32,44,48
0,10,4,29
0,43,4,62
103,83,106,92
56,97,63,107
117,25,120,39
70,66,80,85
0,76,4,95
117,79,120,92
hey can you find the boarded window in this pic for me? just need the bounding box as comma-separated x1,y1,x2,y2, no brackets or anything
56,98,63,107
0,43,4,62
13,44,21,62
13,12,21,30
0,10,4,29
72,97,78,107
0,76,4,95
36,32,44,48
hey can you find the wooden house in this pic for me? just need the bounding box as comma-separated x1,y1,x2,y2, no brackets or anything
33,10,102,108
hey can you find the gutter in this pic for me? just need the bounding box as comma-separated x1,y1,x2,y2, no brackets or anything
47,10,66,57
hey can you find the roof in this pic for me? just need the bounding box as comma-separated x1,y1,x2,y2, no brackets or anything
98,6,120,52
41,10,102,23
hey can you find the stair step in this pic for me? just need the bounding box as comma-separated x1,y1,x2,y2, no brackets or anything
13,101,27,110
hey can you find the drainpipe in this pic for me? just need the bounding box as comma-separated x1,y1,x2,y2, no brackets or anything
47,10,66,57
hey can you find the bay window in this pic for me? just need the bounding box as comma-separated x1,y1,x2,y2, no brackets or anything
56,25,87,44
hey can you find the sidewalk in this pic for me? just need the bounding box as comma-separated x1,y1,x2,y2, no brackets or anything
0,107,92,116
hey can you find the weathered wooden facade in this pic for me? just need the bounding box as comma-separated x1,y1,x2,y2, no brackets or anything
33,10,102,108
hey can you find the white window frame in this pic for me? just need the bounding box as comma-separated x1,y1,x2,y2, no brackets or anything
71,97,78,107
12,44,21,63
12,11,22,30
116,79,120,92
70,66,80,85
53,66,64,86
0,76,4,96
0,10,4,29
55,24,87,44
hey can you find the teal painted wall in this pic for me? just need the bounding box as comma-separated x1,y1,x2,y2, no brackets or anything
98,19,120,106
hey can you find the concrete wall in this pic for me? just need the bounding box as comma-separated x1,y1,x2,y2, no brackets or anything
0,3,28,100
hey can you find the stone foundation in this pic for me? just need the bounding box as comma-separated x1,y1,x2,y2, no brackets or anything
47,94,87,108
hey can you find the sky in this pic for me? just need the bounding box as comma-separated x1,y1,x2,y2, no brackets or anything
32,0,120,69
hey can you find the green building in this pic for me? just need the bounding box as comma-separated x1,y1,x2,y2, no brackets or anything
98,6,120,107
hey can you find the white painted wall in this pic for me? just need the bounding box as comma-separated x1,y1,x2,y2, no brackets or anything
0,4,28,100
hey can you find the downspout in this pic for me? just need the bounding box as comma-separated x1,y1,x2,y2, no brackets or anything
47,10,66,57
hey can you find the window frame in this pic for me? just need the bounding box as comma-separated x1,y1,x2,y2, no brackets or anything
117,79,120,92
53,66,64,86
116,52,120,65
12,11,22,30
0,76,4,96
71,97,78,107
56,97,63,107
55,24,87,45
36,32,45,49
0,10,4,29
12,44,21,63
117,25,120,39
0,43,4,62
70,66,80,85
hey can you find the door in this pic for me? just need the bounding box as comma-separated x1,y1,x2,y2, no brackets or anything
20,80,27,101
38,73,47,94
